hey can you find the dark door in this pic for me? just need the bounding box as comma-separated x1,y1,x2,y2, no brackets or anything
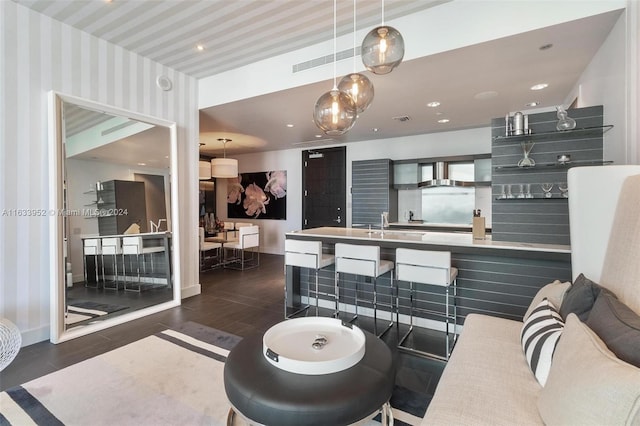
302,146,346,229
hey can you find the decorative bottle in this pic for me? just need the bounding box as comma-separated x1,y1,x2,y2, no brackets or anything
556,106,576,131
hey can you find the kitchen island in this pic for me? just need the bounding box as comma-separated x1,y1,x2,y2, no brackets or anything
285,227,570,329
81,232,172,289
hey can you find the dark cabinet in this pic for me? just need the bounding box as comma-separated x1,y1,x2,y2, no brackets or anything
97,180,147,235
352,159,397,227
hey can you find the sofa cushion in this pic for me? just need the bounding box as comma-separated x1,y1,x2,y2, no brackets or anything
586,291,640,368
520,299,564,386
422,314,543,426
559,273,610,321
523,280,571,321
538,314,640,425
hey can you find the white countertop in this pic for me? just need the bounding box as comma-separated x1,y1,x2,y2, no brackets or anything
81,231,171,239
286,227,570,254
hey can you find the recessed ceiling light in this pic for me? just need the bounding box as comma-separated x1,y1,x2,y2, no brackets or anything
196,44,205,51
286,124,294,128
539,43,553,51
137,162,146,166
525,101,540,107
372,128,379,132
437,119,450,124
435,112,443,116
165,156,169,159
474,90,498,100
315,134,323,138
530,83,549,91
426,101,440,108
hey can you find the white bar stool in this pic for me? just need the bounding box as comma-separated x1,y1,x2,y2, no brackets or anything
83,238,102,288
334,243,395,337
284,239,335,317
122,236,165,291
101,237,122,290
395,248,458,360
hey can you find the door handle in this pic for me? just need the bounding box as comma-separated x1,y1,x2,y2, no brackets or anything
334,216,341,224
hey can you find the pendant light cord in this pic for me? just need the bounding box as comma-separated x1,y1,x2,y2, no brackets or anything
352,0,356,72
381,0,385,26
332,0,337,90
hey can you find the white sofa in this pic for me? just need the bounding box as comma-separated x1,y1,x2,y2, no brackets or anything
423,168,640,425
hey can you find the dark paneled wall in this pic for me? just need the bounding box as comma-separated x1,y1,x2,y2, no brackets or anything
289,241,571,324
491,106,605,245
351,159,398,227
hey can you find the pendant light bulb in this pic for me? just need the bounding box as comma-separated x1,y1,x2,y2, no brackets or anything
313,89,357,136
362,25,404,74
338,73,374,113
361,0,404,75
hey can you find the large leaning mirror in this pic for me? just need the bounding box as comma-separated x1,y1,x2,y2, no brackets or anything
49,92,181,343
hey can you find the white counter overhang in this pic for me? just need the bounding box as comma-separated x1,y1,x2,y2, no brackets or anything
286,227,570,254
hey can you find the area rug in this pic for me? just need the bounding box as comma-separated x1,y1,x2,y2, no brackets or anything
65,300,129,325
0,322,428,425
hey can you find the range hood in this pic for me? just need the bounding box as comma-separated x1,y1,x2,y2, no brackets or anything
417,161,475,188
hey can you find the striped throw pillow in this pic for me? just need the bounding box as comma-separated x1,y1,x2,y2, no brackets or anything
521,298,564,386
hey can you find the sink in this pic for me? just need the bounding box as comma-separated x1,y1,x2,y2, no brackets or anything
262,317,366,375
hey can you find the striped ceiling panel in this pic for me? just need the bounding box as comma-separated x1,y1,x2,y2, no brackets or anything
14,0,447,79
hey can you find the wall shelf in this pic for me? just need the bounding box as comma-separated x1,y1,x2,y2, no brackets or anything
495,196,568,201
494,160,613,171
493,125,613,143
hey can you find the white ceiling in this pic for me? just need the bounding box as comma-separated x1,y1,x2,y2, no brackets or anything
15,0,446,78
199,9,623,156
18,0,623,157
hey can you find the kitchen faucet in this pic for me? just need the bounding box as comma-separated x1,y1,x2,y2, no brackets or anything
380,212,389,236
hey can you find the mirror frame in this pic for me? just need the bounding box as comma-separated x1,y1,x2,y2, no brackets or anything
48,91,182,343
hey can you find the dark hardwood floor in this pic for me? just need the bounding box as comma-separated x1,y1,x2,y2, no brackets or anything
1,253,445,400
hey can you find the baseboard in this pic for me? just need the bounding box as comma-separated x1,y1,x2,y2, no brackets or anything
20,325,51,346
181,283,201,299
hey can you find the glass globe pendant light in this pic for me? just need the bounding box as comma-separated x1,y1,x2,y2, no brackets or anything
361,0,405,75
313,0,357,136
338,0,374,113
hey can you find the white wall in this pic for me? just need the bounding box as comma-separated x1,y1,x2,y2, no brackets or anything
567,12,628,164
0,2,200,345
223,127,491,254
216,149,301,255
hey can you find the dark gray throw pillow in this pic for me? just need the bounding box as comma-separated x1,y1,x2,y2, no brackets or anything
586,291,640,368
559,274,611,321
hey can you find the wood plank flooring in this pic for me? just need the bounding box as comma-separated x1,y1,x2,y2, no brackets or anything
1,253,445,402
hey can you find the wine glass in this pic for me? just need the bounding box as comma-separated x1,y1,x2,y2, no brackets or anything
499,184,506,199
517,184,525,199
541,183,553,198
506,184,514,199
558,182,569,198
525,183,533,199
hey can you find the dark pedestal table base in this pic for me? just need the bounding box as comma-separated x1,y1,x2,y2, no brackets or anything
224,330,395,426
